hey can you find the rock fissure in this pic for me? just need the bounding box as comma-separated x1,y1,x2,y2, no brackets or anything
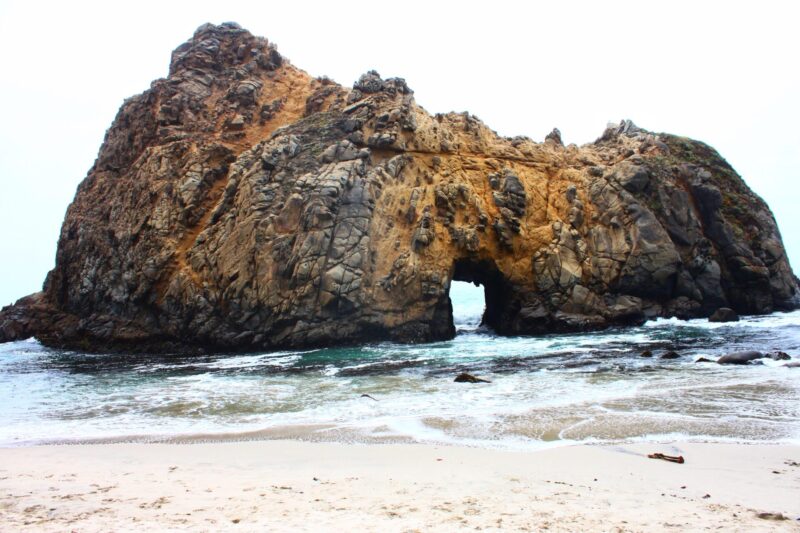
367,145,555,169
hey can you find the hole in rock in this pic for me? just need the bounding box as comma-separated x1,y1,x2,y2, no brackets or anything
450,281,485,332
448,259,511,334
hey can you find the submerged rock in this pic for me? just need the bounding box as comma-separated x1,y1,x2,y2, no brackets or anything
0,23,798,353
454,373,491,383
717,351,764,365
709,307,739,322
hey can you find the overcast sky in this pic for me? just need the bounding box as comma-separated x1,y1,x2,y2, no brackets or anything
0,0,797,306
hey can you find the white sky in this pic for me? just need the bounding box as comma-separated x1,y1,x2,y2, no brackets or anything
0,0,798,306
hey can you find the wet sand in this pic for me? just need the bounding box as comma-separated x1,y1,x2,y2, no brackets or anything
1,441,798,531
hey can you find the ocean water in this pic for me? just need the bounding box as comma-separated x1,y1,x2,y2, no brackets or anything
1,281,799,449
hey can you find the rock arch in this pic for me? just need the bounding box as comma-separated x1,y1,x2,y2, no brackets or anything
0,24,796,352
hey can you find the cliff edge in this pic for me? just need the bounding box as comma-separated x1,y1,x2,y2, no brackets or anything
1,23,797,352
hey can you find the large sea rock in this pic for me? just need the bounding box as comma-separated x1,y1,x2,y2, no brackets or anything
1,23,798,352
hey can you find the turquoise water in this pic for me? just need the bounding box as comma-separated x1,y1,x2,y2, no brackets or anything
0,283,799,448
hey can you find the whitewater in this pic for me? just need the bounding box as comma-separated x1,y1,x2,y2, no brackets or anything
1,282,798,449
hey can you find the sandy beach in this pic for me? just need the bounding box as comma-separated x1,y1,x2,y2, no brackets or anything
1,440,798,531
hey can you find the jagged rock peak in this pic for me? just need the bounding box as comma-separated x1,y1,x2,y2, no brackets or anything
353,70,413,96
545,128,563,145
0,24,797,353
596,119,645,142
169,22,283,76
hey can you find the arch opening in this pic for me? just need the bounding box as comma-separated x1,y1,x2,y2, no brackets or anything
449,281,484,332
448,258,512,334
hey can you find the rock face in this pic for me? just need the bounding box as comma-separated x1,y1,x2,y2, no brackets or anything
1,23,798,352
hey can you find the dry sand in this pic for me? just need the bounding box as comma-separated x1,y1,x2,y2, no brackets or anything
1,440,798,531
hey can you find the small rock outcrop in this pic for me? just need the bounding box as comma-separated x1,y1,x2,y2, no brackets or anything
0,24,798,352
717,351,764,365
454,373,491,383
709,307,740,322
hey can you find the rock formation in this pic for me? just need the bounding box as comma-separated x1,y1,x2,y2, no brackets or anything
1,23,798,352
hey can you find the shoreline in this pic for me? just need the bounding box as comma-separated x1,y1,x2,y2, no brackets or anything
5,416,800,450
1,440,798,531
